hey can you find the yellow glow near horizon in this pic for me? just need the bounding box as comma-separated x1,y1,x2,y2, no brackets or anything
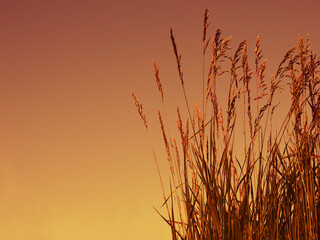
0,0,319,239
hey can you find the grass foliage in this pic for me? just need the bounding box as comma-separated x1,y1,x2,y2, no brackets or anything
132,9,320,240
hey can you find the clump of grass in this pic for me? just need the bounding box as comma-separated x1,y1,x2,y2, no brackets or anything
132,9,320,240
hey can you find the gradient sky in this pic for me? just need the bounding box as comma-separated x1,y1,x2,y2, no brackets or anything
0,0,319,239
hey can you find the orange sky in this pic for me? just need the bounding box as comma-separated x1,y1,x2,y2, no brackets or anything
0,0,319,239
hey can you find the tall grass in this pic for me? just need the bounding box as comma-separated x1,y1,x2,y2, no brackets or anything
132,9,320,240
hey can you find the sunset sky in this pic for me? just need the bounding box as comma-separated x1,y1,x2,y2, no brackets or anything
0,0,319,239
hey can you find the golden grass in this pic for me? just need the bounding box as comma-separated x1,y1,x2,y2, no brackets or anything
132,9,320,240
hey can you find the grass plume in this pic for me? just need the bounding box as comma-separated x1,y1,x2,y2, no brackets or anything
133,9,320,240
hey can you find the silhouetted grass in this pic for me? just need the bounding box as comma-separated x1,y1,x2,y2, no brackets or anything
133,9,320,240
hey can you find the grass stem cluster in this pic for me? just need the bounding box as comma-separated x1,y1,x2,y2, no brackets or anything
132,9,320,240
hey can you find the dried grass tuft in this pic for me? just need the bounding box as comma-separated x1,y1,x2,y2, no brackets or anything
132,9,320,240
